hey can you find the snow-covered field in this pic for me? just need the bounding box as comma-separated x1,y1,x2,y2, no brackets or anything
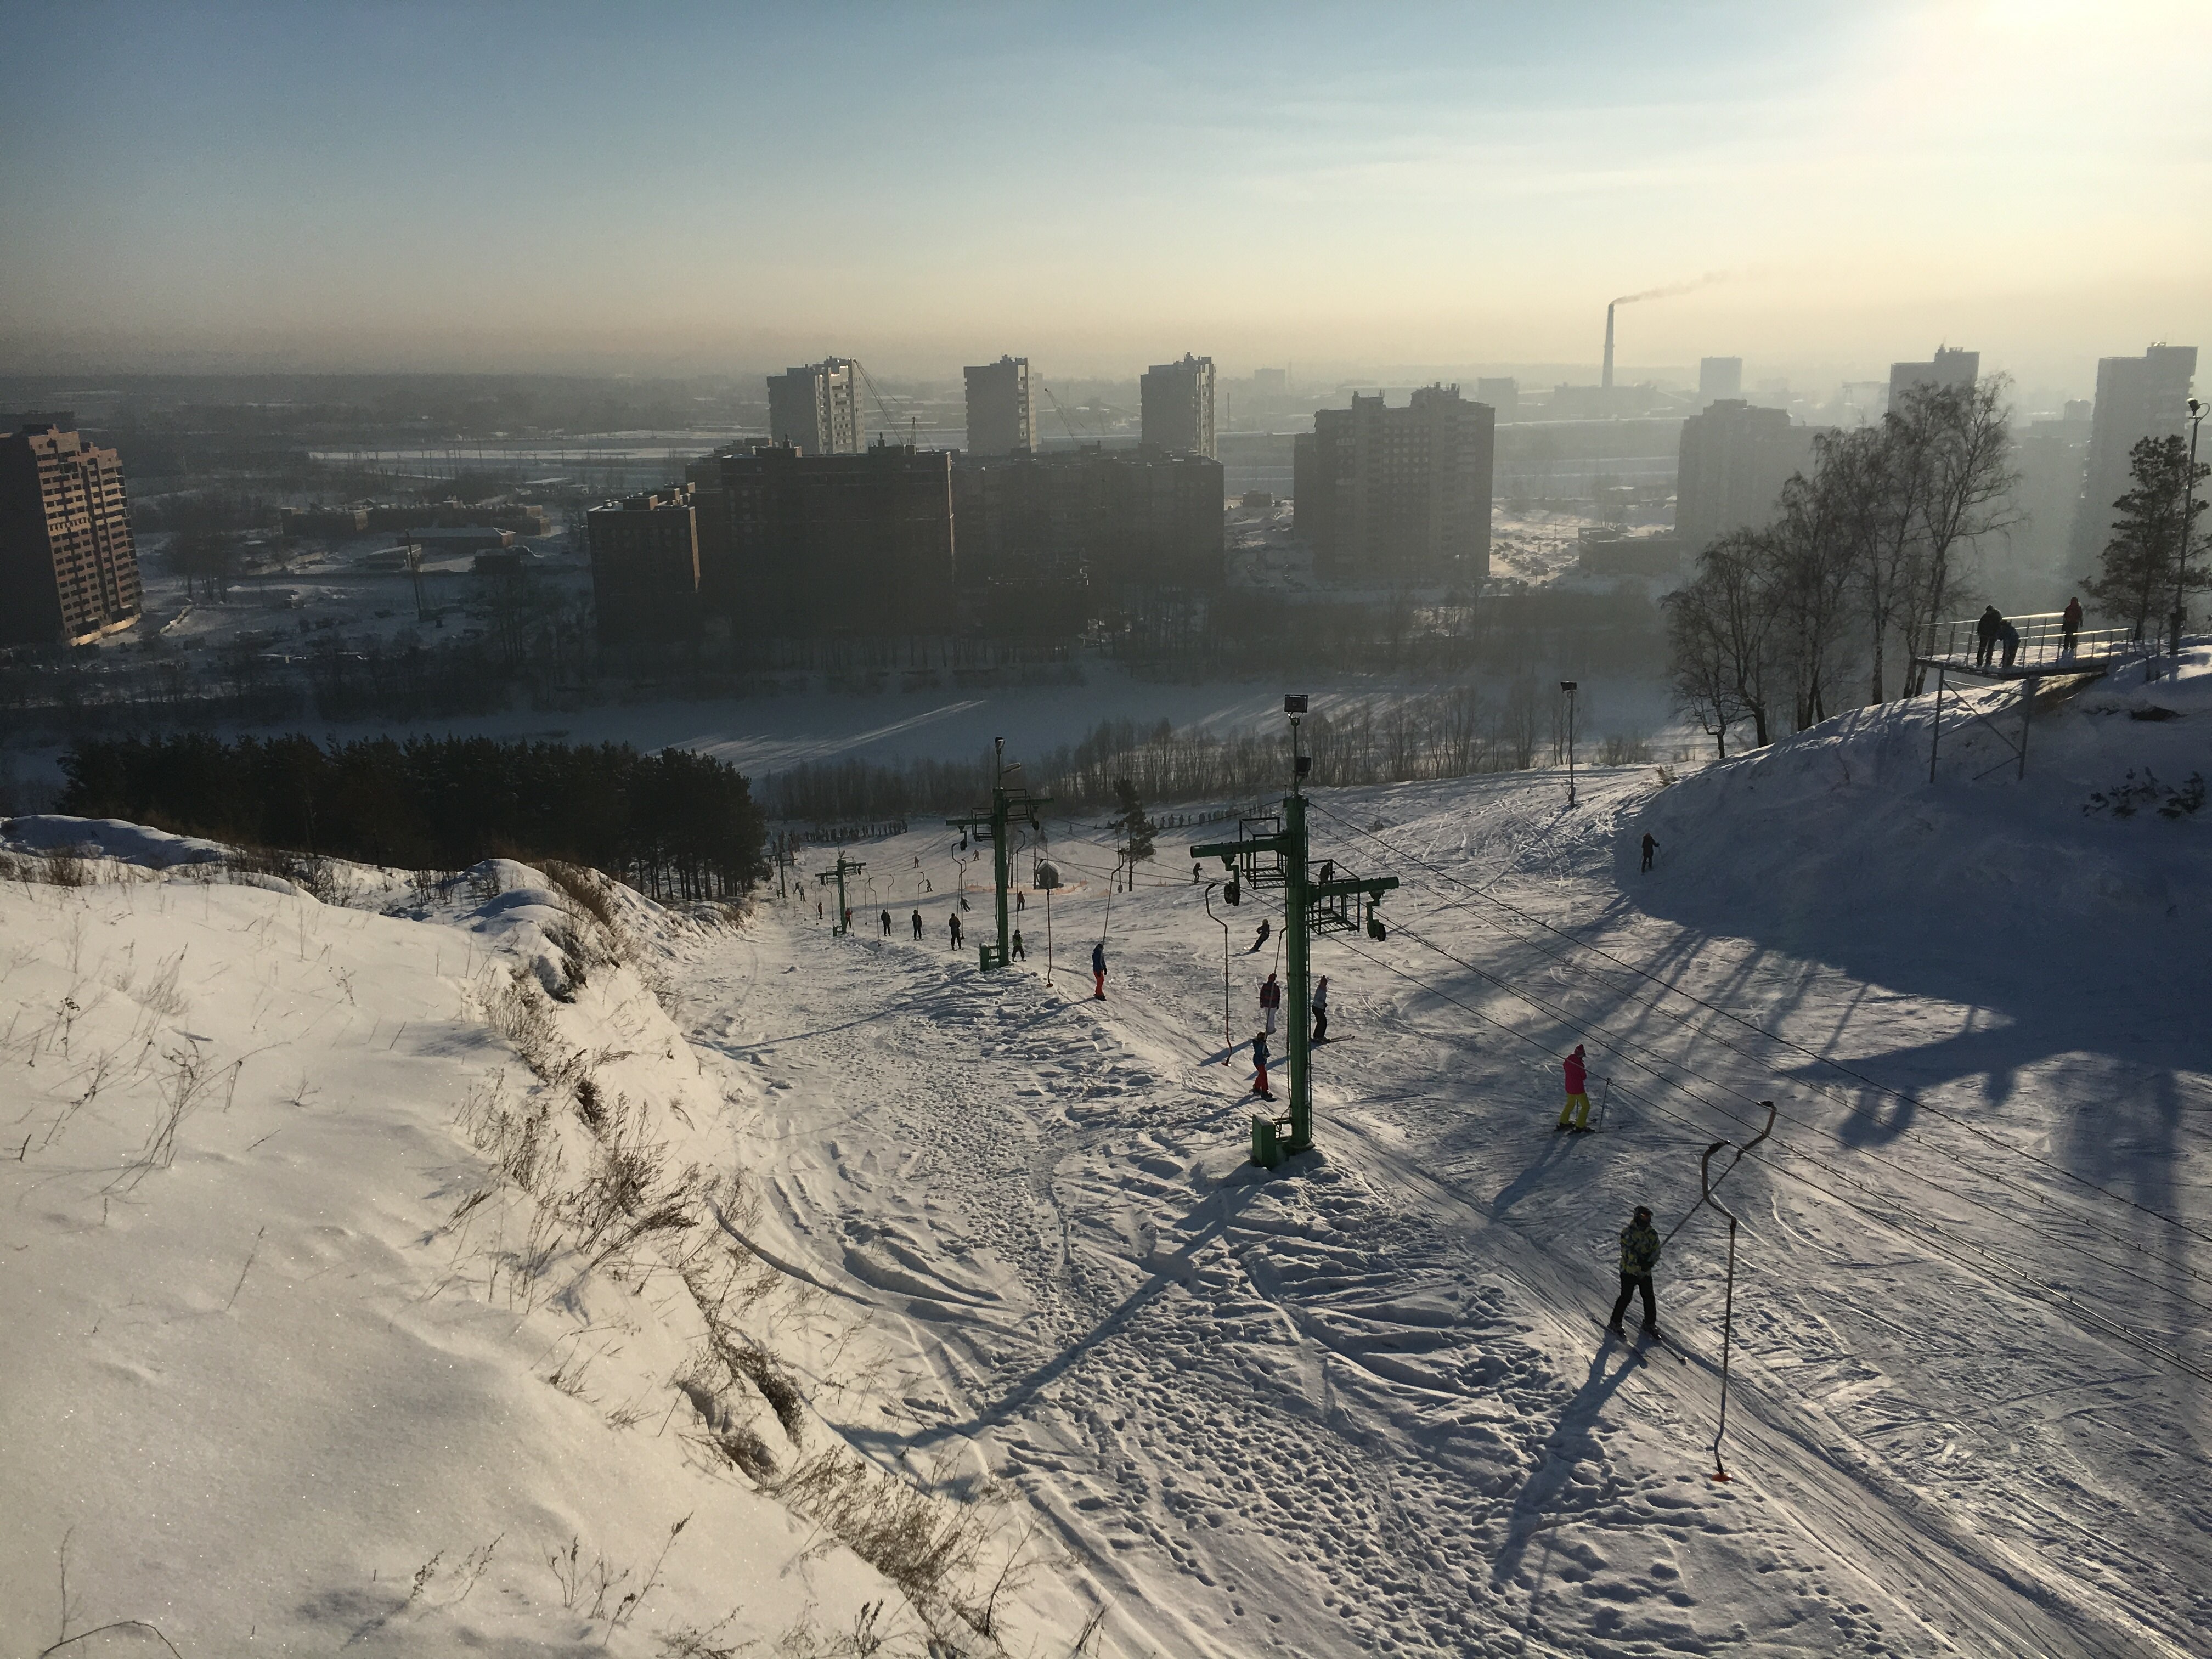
4,653,2206,1656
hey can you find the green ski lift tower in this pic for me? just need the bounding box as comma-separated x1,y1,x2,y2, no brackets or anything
1192,695,1398,1167
945,738,1053,971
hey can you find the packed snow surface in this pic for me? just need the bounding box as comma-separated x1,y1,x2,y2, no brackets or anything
4,654,2207,1656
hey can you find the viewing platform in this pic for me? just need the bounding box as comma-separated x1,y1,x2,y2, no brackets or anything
1914,610,2134,682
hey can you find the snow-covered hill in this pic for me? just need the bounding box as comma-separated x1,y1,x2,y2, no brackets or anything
4,652,2205,1657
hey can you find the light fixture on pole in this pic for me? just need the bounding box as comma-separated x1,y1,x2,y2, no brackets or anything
1560,681,1579,807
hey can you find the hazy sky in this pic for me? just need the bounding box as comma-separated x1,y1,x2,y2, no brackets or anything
3,2,2207,392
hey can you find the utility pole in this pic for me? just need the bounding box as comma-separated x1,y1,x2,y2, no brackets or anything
1561,681,1579,807
1193,695,1397,1167
945,738,1052,970
815,850,865,936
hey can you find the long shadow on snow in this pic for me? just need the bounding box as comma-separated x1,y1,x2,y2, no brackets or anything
1488,1345,1645,1592
1617,815,2209,1304
854,1169,1273,1457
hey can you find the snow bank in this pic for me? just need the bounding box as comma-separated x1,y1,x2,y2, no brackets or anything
0,840,1033,1656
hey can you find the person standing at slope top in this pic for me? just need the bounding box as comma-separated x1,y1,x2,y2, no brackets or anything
1608,1205,1663,1341
2061,596,2083,656
1251,1029,1274,1099
1640,832,1658,873
1259,972,1281,1035
1311,975,1330,1044
1091,940,1107,1001
1011,928,1025,961
879,909,891,938
1557,1043,1592,1132
910,909,923,940
948,912,963,950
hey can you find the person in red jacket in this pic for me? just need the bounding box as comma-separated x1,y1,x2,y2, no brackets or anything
1556,1043,1592,1132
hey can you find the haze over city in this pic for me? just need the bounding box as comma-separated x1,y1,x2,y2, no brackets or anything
4,2,2209,387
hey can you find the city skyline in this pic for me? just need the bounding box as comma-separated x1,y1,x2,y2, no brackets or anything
2,3,2207,394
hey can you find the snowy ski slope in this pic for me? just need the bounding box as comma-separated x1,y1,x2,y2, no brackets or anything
2,652,2205,1655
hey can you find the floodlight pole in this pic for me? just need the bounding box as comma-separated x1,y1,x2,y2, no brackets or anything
1561,681,1579,807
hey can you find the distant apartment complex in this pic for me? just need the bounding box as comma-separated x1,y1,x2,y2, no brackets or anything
1140,354,1216,459
766,359,861,455
2069,344,2199,571
1886,346,1979,408
0,419,144,646
684,442,955,636
587,487,702,645
953,447,1225,593
1674,399,1818,556
1293,385,1496,582
1699,357,1743,403
963,356,1035,456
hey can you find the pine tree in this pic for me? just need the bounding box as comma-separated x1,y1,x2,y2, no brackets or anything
2086,434,2209,640
1110,776,1155,877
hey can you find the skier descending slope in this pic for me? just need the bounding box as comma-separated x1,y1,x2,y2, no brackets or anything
1556,1043,1592,1132
1607,1205,1663,1341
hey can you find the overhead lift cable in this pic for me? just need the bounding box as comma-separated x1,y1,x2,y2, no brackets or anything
1307,799,2212,1251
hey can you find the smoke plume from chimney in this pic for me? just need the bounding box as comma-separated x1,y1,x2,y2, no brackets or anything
1604,270,1729,390
1602,302,1615,390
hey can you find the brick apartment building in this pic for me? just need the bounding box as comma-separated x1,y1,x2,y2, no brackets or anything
0,418,144,646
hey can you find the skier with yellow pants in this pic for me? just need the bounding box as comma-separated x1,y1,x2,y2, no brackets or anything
1556,1043,1592,1132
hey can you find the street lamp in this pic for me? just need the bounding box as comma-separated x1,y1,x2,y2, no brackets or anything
1561,681,1579,806
2172,397,2205,667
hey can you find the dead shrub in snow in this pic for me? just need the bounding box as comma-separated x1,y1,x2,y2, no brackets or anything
770,1448,990,1615
483,966,562,1077
544,859,621,935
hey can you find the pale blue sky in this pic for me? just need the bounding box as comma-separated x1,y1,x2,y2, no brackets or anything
3,2,2205,388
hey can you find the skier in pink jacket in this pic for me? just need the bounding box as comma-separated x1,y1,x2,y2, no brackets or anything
1556,1044,1592,1132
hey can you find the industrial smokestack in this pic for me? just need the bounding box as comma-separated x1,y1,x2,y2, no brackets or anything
1602,302,1615,391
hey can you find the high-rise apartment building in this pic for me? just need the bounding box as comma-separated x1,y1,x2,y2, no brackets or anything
766,359,861,455
587,486,701,645
686,442,955,636
0,419,144,646
953,448,1224,592
1674,400,1819,556
1699,357,1743,402
1140,354,1216,459
963,356,1035,456
1886,346,1979,409
2068,344,2199,571
1293,385,1495,582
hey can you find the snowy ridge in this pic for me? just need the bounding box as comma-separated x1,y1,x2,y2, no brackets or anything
0,833,1075,1656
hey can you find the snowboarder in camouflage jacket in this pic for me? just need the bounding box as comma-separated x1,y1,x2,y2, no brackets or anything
1608,1205,1662,1339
